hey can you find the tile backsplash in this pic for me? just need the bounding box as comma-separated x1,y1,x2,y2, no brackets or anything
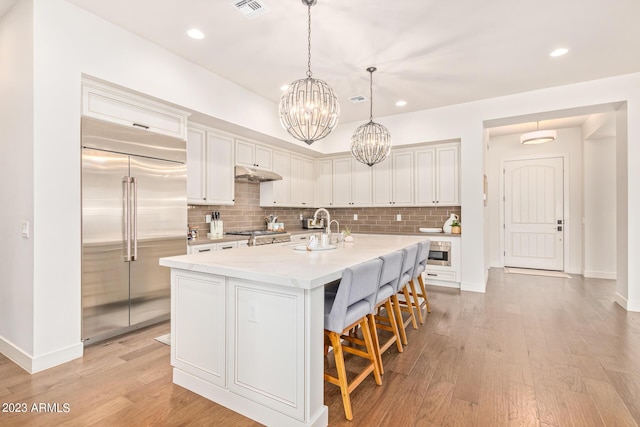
188,181,461,235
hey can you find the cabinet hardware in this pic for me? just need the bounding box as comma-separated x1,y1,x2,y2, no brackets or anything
132,123,150,129
198,249,211,252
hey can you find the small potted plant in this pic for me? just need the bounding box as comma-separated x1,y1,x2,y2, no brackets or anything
343,227,354,242
451,219,461,234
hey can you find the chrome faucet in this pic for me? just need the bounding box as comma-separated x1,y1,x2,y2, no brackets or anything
313,208,331,236
328,220,339,236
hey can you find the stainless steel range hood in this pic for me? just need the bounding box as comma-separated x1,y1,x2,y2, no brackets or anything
234,165,282,182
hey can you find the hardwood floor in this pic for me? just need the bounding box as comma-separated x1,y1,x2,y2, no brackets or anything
2,269,640,426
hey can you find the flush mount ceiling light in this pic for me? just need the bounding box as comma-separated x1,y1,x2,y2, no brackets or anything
278,0,340,145
186,28,205,39
520,122,557,145
550,47,569,57
350,67,392,167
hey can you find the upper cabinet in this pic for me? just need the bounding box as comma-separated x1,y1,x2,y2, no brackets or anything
260,151,291,206
82,78,189,140
187,125,235,205
317,160,333,207
290,156,316,207
236,139,272,170
332,157,372,207
372,151,414,206
415,144,459,206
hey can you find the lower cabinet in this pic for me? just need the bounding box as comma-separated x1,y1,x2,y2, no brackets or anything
187,240,241,254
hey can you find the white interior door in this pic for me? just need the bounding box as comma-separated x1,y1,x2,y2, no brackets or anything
504,157,564,270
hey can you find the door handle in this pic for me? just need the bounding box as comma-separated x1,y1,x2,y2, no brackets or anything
131,177,138,261
123,176,131,262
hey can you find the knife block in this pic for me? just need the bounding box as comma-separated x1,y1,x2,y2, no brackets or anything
209,220,223,238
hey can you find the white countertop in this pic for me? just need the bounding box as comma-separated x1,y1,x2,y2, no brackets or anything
160,234,431,290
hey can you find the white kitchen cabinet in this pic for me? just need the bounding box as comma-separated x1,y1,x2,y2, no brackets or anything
187,125,235,205
260,151,290,206
415,144,459,206
332,157,372,207
172,271,226,387
317,160,333,207
373,151,414,206
236,139,272,170
290,155,316,207
82,78,188,140
216,241,238,251
187,127,206,202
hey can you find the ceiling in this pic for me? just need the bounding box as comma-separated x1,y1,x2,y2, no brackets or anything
3,0,639,129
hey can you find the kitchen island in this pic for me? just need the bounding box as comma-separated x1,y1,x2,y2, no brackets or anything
159,234,429,427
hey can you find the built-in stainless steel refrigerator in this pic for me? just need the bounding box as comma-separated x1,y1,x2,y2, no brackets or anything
81,117,186,344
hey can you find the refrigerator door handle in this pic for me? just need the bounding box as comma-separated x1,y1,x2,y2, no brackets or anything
123,176,131,262
131,176,138,261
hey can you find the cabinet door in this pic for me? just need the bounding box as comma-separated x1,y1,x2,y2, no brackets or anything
271,151,291,205
415,149,436,206
254,145,272,170
332,158,352,207
172,271,226,387
205,133,235,205
302,158,316,206
187,128,206,203
372,158,392,206
317,160,333,206
436,146,459,205
392,151,414,205
351,159,372,206
290,155,304,206
235,140,255,167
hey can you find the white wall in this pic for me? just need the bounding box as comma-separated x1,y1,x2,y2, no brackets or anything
4,0,640,372
583,137,616,279
0,0,35,366
616,105,630,307
487,128,584,274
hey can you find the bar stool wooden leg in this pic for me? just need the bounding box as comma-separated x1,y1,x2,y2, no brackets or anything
325,331,353,421
385,299,403,353
402,285,418,330
391,294,408,346
409,279,424,324
360,317,382,386
367,313,384,375
418,275,431,313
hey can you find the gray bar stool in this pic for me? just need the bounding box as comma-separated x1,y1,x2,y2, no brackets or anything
369,250,405,375
324,258,383,421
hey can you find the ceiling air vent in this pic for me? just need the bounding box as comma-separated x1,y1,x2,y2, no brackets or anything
232,0,269,19
349,95,367,104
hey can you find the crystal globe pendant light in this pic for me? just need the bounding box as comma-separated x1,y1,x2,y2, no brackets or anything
351,67,392,167
278,0,340,145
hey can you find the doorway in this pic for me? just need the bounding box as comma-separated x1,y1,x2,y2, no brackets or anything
503,157,565,271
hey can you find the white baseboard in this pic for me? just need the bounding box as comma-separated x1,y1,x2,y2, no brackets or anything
615,293,640,312
460,280,486,293
31,342,83,373
584,270,617,280
426,281,460,289
0,335,83,373
0,335,33,373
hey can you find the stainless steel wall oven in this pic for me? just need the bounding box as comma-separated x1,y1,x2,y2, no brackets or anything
427,240,452,266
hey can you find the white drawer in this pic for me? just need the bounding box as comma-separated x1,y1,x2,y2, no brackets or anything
188,243,218,254
423,270,456,282
216,242,238,251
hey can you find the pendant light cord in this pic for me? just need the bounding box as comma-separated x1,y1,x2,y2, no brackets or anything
306,4,312,78
369,70,374,121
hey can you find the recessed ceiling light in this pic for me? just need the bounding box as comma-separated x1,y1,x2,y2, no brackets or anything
187,28,205,40
550,47,568,57
280,85,289,91
396,100,407,107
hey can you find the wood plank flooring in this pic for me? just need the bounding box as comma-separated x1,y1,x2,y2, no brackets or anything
1,269,640,426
